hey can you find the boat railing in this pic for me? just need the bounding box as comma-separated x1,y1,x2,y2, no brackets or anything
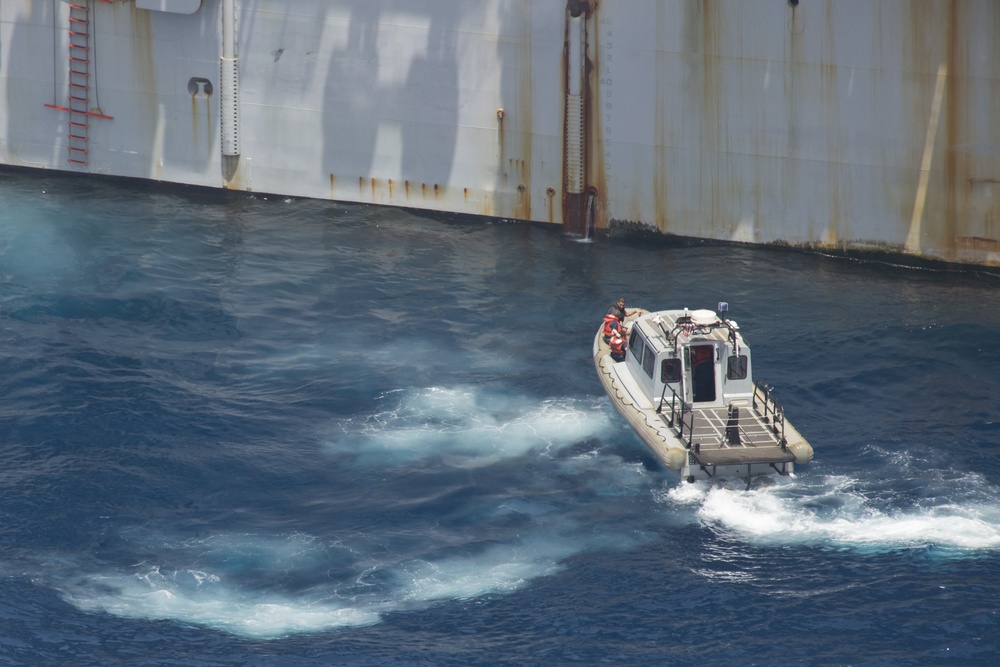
656,383,695,449
752,381,788,449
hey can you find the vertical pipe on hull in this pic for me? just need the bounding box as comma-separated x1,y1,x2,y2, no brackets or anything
565,15,585,196
221,0,240,159
563,4,590,236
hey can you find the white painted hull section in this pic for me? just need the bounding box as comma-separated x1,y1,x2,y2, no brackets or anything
1,1,998,265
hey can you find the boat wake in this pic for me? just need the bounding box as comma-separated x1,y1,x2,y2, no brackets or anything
26,383,999,640
32,385,656,639
660,470,1000,554
51,530,583,639
322,385,618,467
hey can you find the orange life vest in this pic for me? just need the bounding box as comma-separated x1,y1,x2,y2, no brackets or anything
602,314,621,339
609,331,627,358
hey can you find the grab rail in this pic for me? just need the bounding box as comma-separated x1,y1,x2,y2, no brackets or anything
656,383,695,449
655,381,788,452
752,381,788,450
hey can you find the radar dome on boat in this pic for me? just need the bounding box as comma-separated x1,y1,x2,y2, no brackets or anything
691,309,717,325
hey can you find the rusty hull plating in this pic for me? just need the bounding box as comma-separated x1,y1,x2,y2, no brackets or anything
1,0,998,265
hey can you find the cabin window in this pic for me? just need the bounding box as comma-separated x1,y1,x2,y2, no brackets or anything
641,345,655,378
661,358,681,383
628,327,641,350
629,331,646,368
727,355,748,380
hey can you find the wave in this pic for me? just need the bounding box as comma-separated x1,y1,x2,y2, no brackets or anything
52,524,631,639
662,472,1000,553
43,380,1000,641
323,386,619,467
43,385,651,639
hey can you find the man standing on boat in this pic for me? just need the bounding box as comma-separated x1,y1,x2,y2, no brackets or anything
609,297,640,322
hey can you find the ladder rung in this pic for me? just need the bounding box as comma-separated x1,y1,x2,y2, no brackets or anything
69,30,89,38
68,147,89,154
44,105,112,121
69,121,88,128
69,56,88,63
69,83,89,90
68,4,89,10
68,160,89,165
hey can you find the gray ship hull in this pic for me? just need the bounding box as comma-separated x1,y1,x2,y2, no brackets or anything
2,1,997,266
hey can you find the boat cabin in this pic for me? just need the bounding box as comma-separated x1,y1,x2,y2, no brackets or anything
623,306,753,410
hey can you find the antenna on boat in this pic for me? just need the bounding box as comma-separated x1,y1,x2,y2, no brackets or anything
718,301,740,352
718,301,735,329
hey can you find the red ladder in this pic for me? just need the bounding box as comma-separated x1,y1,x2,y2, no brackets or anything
44,1,114,166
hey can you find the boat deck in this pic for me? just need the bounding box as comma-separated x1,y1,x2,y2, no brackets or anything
678,405,795,467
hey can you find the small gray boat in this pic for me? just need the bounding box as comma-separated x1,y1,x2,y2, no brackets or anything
594,303,813,485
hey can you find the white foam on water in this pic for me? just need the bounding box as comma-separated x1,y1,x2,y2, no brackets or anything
49,436,656,640
62,567,383,637
325,386,615,466
394,537,576,603
662,474,1000,552
53,529,589,639
46,385,648,639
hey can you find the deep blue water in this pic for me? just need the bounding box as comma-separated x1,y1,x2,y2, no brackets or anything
1,171,999,666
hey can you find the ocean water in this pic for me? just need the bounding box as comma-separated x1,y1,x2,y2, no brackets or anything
1,170,999,666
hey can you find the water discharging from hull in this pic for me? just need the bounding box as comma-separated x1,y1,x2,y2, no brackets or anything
584,189,595,240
